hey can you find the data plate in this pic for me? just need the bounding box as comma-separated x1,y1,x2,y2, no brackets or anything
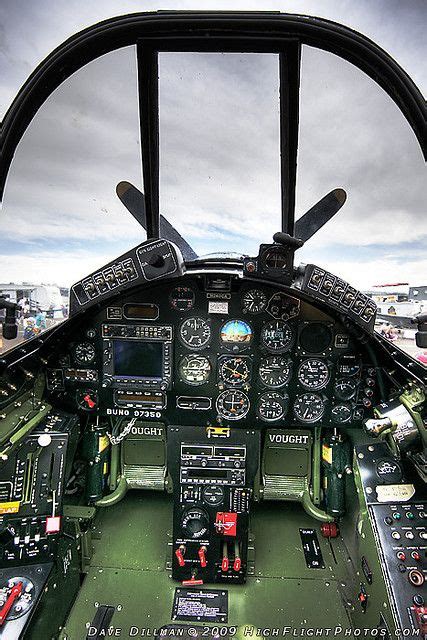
299,528,325,569
172,588,228,623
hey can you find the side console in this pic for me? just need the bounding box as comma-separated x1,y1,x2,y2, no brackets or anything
355,442,426,638
167,426,260,584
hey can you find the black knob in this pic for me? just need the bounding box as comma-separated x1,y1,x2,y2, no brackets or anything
181,508,209,539
413,594,424,607
148,254,165,268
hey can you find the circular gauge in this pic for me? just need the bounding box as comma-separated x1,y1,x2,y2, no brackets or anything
261,320,293,352
293,393,325,423
257,392,289,422
74,342,95,364
262,246,288,271
220,319,253,347
242,289,267,314
258,355,292,388
202,485,224,507
169,286,195,311
179,317,211,349
76,389,98,411
178,355,211,385
219,356,251,386
297,359,330,390
331,403,352,424
334,377,358,401
299,323,333,354
216,389,250,421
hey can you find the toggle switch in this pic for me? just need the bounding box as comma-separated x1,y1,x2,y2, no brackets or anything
221,542,229,572
198,546,207,568
233,540,241,571
175,545,186,567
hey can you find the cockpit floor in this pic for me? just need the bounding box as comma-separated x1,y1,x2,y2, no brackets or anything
60,493,355,639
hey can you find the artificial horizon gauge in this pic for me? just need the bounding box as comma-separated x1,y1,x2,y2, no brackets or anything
261,320,293,352
334,377,358,400
220,319,253,347
178,354,211,385
242,289,267,314
258,355,292,388
73,341,96,364
331,403,352,423
257,391,289,422
169,286,195,311
216,389,250,420
219,356,251,386
293,393,325,423
179,317,211,349
297,359,330,390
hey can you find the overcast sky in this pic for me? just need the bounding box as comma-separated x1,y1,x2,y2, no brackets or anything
0,0,425,290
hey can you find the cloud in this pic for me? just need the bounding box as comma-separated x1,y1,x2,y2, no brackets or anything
0,2,425,291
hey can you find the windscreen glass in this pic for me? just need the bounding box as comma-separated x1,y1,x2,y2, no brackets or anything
158,52,282,257
295,46,426,360
0,46,144,353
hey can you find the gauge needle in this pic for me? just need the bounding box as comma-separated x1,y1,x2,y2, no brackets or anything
224,366,243,377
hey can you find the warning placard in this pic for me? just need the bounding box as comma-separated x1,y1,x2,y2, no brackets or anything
172,588,228,623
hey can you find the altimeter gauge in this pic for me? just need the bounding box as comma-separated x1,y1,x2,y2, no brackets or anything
179,317,211,349
261,320,294,352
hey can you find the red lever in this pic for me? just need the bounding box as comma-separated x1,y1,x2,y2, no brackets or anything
175,547,185,567
198,546,207,568
84,394,96,409
221,556,229,572
233,557,241,572
0,581,23,626
182,578,204,586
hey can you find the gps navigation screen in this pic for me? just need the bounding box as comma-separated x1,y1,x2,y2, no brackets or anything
113,340,163,378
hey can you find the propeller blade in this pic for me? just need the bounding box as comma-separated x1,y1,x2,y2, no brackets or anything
116,181,198,261
294,188,347,243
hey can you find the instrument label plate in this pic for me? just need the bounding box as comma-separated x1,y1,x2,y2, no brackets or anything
172,588,228,623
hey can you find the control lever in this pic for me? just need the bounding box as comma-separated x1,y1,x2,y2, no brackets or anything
198,546,207,568
233,541,241,572
175,545,186,567
221,542,229,572
0,581,23,626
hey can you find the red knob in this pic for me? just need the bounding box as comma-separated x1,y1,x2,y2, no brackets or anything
175,547,185,567
233,557,241,572
198,546,207,568
84,394,96,409
396,551,406,561
221,556,229,572
411,551,421,562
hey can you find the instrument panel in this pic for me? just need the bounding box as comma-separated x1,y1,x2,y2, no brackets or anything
45,274,377,427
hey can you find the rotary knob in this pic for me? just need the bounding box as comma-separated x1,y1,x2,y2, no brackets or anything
181,508,209,539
